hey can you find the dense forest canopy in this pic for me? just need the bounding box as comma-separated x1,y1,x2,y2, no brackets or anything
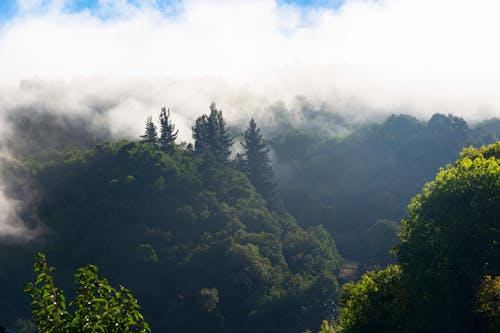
339,142,500,333
0,106,342,333
0,105,499,332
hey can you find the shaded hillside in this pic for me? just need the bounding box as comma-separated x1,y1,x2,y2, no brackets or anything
272,114,500,262
0,140,341,333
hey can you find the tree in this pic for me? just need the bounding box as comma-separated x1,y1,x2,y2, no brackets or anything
476,275,500,333
140,115,158,144
397,142,500,332
24,253,70,332
240,119,282,210
25,253,151,333
192,103,233,165
159,107,178,152
213,103,234,164
193,114,209,152
12,140,344,333
337,143,500,333
339,265,407,333
303,320,340,333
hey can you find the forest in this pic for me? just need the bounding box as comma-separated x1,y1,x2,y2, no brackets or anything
0,104,499,332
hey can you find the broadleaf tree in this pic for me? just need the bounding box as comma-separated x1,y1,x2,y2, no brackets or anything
337,143,500,333
397,143,500,332
24,253,151,333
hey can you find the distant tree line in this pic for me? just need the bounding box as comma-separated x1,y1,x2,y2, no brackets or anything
271,113,500,263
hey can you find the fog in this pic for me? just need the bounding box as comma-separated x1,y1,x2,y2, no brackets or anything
1,0,500,237
0,0,499,123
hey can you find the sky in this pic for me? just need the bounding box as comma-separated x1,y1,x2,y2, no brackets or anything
0,0,343,18
0,0,500,124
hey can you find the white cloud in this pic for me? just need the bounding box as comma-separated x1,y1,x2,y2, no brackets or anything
16,0,44,11
0,0,496,120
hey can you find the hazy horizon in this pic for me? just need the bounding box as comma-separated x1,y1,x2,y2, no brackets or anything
0,0,498,132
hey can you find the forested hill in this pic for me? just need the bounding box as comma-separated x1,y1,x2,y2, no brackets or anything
0,106,341,333
271,113,500,262
1,106,500,332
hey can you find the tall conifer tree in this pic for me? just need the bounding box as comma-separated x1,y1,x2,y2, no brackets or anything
192,103,233,164
193,114,209,151
141,115,158,145
159,107,178,152
212,103,233,164
241,119,282,211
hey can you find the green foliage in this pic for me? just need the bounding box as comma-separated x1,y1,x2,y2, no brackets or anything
283,226,340,276
192,103,234,165
476,276,500,332
397,142,500,331
335,142,500,333
72,264,150,333
0,139,341,333
24,253,71,333
25,253,150,333
6,110,500,332
304,320,340,333
339,265,406,333
317,320,340,333
5,108,500,332
199,288,219,312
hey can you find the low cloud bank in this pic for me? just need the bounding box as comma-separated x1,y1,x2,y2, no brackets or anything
1,0,500,238
0,0,499,119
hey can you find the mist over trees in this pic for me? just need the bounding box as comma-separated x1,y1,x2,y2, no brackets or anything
1,0,500,331
271,113,500,262
0,104,499,332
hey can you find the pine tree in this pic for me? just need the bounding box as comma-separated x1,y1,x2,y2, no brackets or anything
159,107,178,153
241,118,282,211
140,115,158,145
193,114,209,151
192,103,233,164
212,103,233,164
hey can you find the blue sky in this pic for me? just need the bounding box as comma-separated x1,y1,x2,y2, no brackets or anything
0,0,345,22
0,0,16,21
